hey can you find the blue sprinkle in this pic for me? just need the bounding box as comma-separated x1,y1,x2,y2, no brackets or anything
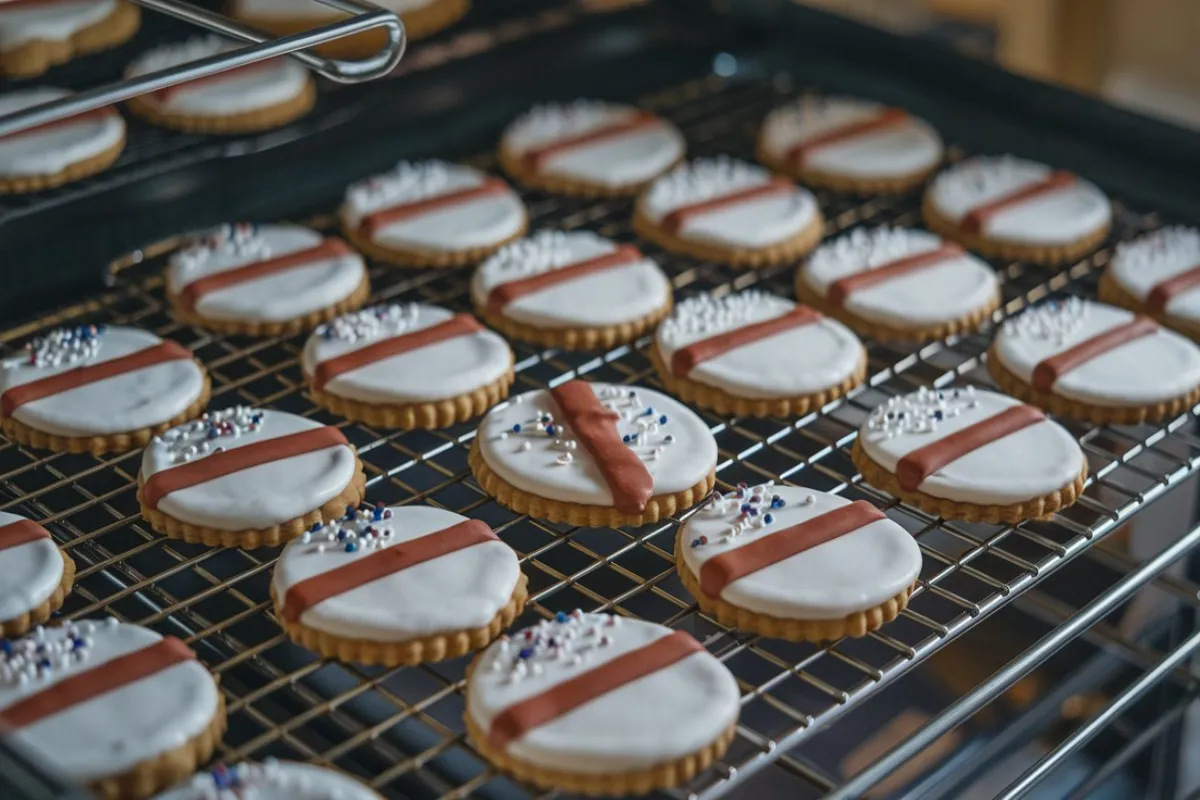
518,647,535,660
373,507,384,521
72,637,85,650
337,529,348,541
546,424,556,436
39,658,51,670
345,541,358,553
764,513,774,524
555,611,568,623
512,424,522,433
0,640,11,655
741,503,752,513
659,415,668,424
623,435,632,443
344,505,355,520
311,521,322,532
691,538,702,547
934,410,944,421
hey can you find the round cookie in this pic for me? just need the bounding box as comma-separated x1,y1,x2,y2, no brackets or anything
756,96,943,194
0,0,140,79
166,223,369,337
0,324,211,454
923,155,1111,265
302,302,514,429
0,619,225,800
152,760,383,800
340,159,528,268
498,100,686,197
138,407,367,548
851,386,1088,524
797,226,1001,341
272,503,527,666
677,484,921,640
652,291,866,417
0,88,125,195
126,36,315,134
464,611,740,796
470,230,673,350
470,380,717,527
1099,226,1200,341
0,512,75,638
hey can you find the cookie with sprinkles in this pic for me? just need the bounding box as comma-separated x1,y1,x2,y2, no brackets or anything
0,0,140,79
272,504,527,666
0,620,225,800
633,156,825,268
0,512,75,638
0,324,210,454
152,760,383,800
138,407,367,548
464,612,739,796
1099,226,1200,341
470,230,673,350
469,380,717,527
677,485,921,641
652,291,866,417
851,386,1088,523
796,226,1001,342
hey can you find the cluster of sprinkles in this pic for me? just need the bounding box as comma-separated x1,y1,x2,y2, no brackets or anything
649,156,772,208
1003,296,1086,345
131,35,228,74
349,160,452,211
809,226,935,274
491,610,619,682
156,406,265,464
1114,225,1200,271
176,223,269,272
0,620,112,685
317,303,418,343
300,502,394,554
193,759,300,799
771,95,879,126
18,324,106,369
690,481,797,548
516,100,622,139
940,155,1041,196
660,291,793,345
867,386,979,438
482,230,581,280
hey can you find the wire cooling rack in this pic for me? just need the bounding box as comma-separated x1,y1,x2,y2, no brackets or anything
1,71,1198,800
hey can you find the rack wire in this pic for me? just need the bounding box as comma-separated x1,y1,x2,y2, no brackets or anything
2,70,1199,799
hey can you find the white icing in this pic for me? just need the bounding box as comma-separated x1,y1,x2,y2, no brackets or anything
1109,226,1200,323
0,512,62,622
859,387,1084,506
340,160,526,254
0,621,219,785
0,0,114,49
231,0,433,19
927,156,1111,246
0,325,206,438
141,409,358,531
655,292,863,399
477,383,716,508
801,227,999,328
469,230,672,328
466,613,740,774
153,760,381,800
680,485,921,619
759,96,943,178
272,504,520,641
0,88,124,178
993,298,1200,406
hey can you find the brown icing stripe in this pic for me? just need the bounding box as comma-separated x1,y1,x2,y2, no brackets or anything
1,340,193,418
141,426,349,510
660,179,796,236
1147,264,1200,313
521,112,661,172
786,107,909,165
699,500,886,597
826,243,965,307
0,636,195,729
152,61,277,102
549,381,653,515
280,519,497,623
0,108,117,141
960,170,1076,235
359,178,510,238
485,245,644,314
487,629,703,750
0,519,50,552
670,306,823,378
896,404,1045,492
1031,316,1158,392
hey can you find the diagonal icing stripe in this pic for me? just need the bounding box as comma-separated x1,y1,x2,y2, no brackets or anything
826,244,965,307
1031,316,1159,392
786,107,909,165
660,179,796,235
1147,264,1200,313
359,179,510,238
520,112,661,171
960,170,1076,235
485,245,644,314
895,405,1046,492
0,519,50,552
670,306,823,377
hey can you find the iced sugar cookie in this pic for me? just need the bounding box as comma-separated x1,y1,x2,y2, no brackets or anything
0,512,75,638
1100,226,1200,341
470,380,717,527
0,88,125,194
138,407,366,548
677,485,921,640
153,761,383,800
652,291,865,417
0,324,210,454
0,620,225,800
923,156,1111,265
498,100,686,197
471,230,673,350
852,386,1088,524
340,160,527,268
272,504,526,665
126,37,315,134
757,96,943,194
465,612,739,796
302,303,515,429
797,226,1001,341
0,0,139,78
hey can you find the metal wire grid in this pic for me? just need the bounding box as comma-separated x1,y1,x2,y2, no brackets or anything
1,71,1198,799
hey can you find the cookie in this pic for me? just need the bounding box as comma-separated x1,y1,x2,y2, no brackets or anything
852,386,1088,524
470,380,717,527
676,484,921,640
651,291,866,417
0,88,125,195
152,760,383,800
272,503,526,666
0,324,211,454
0,512,75,638
138,406,367,548
923,155,1111,265
340,160,527,268
1099,226,1200,341
498,100,686,197
165,223,369,337
126,36,315,134
302,302,515,429
796,226,1001,341
987,297,1200,425
0,619,225,800
633,156,824,268
0,0,139,78
470,230,673,350
464,611,739,796
756,96,943,194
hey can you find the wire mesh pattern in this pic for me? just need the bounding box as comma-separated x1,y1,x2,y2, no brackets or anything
1,72,1198,800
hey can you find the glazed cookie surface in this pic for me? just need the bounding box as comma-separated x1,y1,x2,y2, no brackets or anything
0,512,74,637
0,88,125,193
0,0,139,78
153,760,383,800
1101,226,1200,339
